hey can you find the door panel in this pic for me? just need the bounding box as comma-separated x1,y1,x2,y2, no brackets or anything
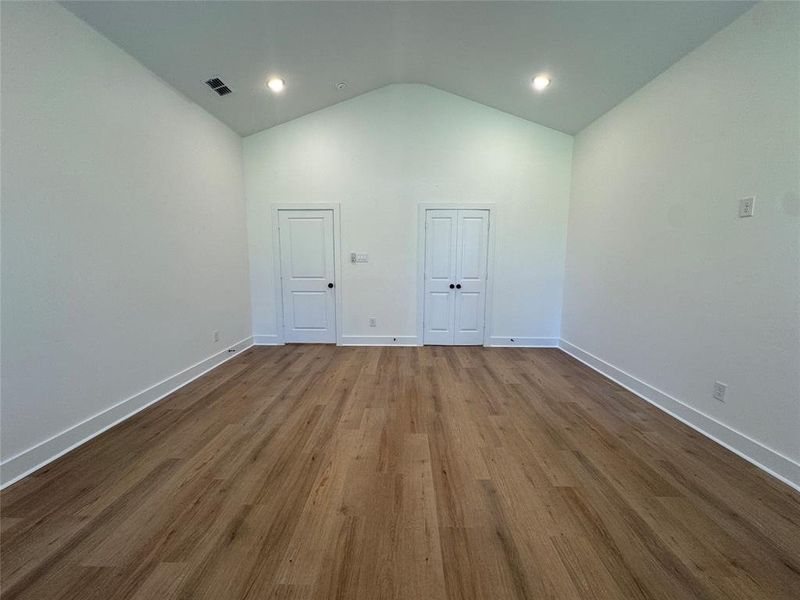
454,210,489,345
455,292,481,333
458,216,485,280
288,219,327,278
428,216,455,280
423,210,457,345
290,292,329,330
279,210,336,343
427,292,453,333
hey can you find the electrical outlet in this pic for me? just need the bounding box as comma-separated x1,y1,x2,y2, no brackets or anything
713,381,727,402
212,330,220,343
739,196,755,218
369,318,377,328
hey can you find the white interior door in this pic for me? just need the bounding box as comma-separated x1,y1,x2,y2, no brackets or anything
423,210,458,345
279,210,336,343
453,210,489,345
423,208,489,345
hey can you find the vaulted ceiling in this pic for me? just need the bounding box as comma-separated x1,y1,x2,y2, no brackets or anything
63,1,753,136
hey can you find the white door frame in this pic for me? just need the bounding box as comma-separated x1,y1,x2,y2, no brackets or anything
416,203,497,347
272,203,344,346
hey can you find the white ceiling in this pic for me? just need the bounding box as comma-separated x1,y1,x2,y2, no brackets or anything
62,1,753,136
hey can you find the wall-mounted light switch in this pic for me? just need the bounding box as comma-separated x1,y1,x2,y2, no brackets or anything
351,252,369,263
739,196,755,218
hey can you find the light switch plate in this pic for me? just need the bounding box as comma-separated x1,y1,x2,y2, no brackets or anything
739,196,755,218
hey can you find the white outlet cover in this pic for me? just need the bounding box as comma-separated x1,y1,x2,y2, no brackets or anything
713,381,727,402
739,196,755,218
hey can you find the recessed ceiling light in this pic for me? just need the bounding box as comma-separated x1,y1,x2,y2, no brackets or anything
532,75,551,91
266,77,285,93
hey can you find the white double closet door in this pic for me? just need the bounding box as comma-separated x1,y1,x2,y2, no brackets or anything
423,209,490,345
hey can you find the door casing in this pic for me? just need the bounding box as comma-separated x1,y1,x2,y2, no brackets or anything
272,203,343,345
416,203,497,346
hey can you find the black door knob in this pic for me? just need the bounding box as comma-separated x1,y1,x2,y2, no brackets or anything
449,284,455,289
456,284,462,289
327,282,334,288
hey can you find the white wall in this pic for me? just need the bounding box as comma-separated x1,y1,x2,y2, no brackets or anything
244,84,573,345
562,2,800,486
0,2,252,485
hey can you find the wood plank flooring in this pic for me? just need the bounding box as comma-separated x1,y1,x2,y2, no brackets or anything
2,345,799,599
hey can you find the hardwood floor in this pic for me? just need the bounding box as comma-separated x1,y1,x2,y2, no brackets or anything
1,345,799,600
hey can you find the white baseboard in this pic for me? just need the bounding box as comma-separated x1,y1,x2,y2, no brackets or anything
0,336,254,490
339,335,419,346
254,333,558,348
487,336,559,348
254,333,420,346
558,339,800,492
336,335,559,348
253,334,284,345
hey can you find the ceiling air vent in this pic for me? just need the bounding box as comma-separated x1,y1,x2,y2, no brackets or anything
205,77,232,97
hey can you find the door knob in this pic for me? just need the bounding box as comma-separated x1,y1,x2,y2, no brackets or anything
328,282,334,288
449,284,455,289
456,284,462,289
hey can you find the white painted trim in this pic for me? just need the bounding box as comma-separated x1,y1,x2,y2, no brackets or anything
339,335,419,346
270,208,285,348
271,203,344,346
416,203,497,347
0,337,254,490
558,339,800,492
252,334,284,345
483,209,498,348
487,336,559,348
